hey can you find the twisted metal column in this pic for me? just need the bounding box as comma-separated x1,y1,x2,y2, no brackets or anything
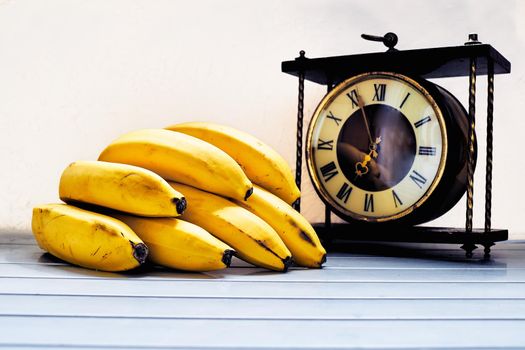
466,57,477,233
325,81,333,228
293,51,306,212
485,59,494,233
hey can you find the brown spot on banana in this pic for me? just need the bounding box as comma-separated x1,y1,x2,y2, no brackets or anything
299,231,316,246
120,173,137,182
91,246,101,256
287,217,316,247
93,223,112,233
254,239,291,272
44,214,66,227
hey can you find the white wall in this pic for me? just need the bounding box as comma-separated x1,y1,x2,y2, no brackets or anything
1,0,524,238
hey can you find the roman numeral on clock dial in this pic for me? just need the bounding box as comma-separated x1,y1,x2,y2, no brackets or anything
414,116,432,128
364,193,374,212
336,182,353,203
320,161,338,182
317,139,334,150
373,84,386,101
327,111,342,126
399,92,410,109
392,190,403,208
346,89,359,108
419,146,436,156
409,170,427,189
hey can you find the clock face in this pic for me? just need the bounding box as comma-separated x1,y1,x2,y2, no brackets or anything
307,72,448,222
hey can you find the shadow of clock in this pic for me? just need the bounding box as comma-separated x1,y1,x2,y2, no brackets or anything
325,241,508,267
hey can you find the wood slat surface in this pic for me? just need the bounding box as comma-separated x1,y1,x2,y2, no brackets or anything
1,232,525,349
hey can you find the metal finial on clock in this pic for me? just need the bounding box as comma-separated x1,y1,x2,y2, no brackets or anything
361,32,398,51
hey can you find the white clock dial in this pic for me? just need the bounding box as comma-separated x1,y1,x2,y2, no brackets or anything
307,72,447,222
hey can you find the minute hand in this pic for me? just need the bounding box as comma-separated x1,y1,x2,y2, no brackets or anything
357,94,374,146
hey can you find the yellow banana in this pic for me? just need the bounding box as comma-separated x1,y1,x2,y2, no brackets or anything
98,129,253,201
31,204,148,272
169,182,292,272
235,185,326,268
165,122,300,205
112,213,235,272
59,160,186,217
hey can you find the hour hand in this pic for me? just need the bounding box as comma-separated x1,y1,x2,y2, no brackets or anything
369,136,381,158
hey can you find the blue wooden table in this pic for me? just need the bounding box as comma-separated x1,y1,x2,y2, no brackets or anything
1,232,524,349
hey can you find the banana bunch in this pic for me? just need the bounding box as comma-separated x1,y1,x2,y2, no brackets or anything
31,122,326,273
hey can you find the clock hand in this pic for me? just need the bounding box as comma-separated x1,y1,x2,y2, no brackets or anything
357,93,374,147
369,136,382,158
355,137,382,178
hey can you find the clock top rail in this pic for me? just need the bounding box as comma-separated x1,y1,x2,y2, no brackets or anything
281,44,510,85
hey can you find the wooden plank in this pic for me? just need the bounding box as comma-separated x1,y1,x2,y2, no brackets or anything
4,245,525,269
0,317,524,348
2,278,525,299
0,262,523,282
0,294,524,320
0,233,36,245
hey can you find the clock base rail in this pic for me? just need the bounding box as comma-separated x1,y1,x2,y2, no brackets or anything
313,223,508,258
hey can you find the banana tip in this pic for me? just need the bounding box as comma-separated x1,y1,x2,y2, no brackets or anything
131,242,149,265
173,197,187,214
319,253,327,267
222,249,235,267
282,256,293,272
244,187,253,201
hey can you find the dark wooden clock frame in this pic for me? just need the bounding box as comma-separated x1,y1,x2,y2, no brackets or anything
281,33,510,258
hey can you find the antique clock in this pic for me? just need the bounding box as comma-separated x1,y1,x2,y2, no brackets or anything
282,33,510,257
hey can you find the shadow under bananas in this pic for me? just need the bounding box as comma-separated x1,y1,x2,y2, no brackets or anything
37,253,295,279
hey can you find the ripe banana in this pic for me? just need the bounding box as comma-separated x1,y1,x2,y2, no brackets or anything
235,185,326,268
98,129,253,201
165,122,300,205
111,213,235,272
31,204,148,272
59,160,186,217
169,182,292,272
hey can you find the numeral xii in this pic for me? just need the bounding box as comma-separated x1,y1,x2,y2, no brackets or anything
373,84,386,101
